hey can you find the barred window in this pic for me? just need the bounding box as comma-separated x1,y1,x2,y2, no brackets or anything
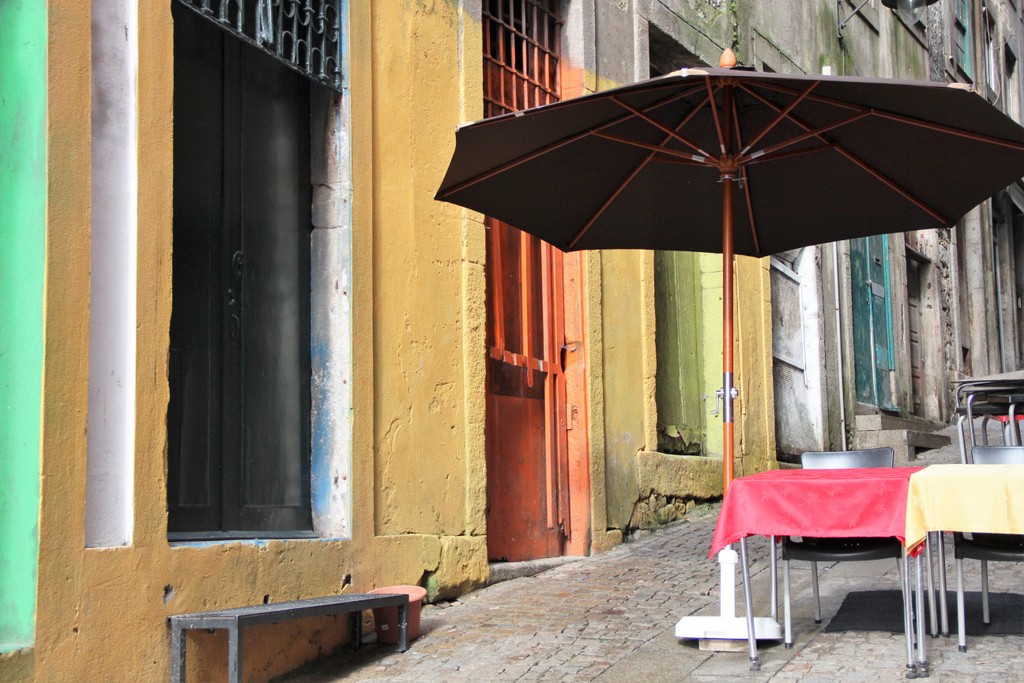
174,0,343,92
483,0,562,118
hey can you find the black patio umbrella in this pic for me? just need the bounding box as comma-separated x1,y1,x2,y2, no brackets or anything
436,64,1024,496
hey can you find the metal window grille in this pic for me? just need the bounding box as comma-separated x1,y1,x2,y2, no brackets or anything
174,0,343,92
483,0,562,118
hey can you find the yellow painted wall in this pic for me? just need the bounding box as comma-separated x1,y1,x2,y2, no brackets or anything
367,3,475,537
13,2,489,681
10,2,775,680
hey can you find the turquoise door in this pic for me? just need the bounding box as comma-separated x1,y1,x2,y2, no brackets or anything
851,236,897,411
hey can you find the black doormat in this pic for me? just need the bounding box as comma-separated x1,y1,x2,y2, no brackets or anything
823,590,1024,635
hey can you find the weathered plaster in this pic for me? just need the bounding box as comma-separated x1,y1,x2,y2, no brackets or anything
35,2,93,678
29,3,366,680
311,225,354,538
735,257,777,477
636,451,722,500
424,535,489,601
370,0,469,537
310,74,355,538
458,2,488,540
600,250,646,532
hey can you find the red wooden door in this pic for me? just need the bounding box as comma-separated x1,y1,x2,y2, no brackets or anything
482,0,587,562
485,222,569,560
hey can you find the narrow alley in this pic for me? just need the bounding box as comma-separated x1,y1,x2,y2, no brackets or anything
281,436,1024,683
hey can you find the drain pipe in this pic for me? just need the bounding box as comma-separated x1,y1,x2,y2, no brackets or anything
833,242,849,450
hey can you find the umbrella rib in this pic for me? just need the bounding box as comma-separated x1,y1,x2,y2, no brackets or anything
871,110,1024,152
750,143,835,165
833,147,949,223
570,100,718,248
706,77,727,155
747,81,1024,153
567,155,655,249
740,81,819,156
731,102,762,255
438,90,702,198
609,96,714,159
739,109,873,163
738,86,950,224
751,80,865,113
591,131,713,164
739,165,761,255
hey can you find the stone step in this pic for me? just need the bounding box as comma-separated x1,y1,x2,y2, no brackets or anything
854,428,951,464
854,412,945,433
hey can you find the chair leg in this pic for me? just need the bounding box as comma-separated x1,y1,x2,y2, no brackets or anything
925,533,937,637
811,561,821,624
1007,405,1015,448
937,532,950,637
738,538,760,672
783,558,793,648
897,557,908,632
769,536,778,622
956,558,967,652
981,559,991,624
957,415,969,464
901,552,915,676
981,415,991,445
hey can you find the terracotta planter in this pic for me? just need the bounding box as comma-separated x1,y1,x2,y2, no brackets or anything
369,585,427,644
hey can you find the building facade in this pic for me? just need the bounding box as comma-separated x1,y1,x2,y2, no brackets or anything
2,1,1022,681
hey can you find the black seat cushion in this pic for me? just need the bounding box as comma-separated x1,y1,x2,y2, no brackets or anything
954,531,1024,561
782,536,903,563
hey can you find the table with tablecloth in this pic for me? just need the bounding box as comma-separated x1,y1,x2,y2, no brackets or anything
710,467,923,557
711,463,1024,676
902,463,1024,666
905,463,1024,549
710,466,924,675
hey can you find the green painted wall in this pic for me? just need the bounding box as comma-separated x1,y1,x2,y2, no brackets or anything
699,253,725,457
0,0,45,651
654,251,705,454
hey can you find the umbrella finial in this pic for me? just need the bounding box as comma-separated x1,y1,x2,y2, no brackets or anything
719,48,737,69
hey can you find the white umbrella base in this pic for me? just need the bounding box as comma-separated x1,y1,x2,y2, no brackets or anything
675,547,783,645
674,615,783,643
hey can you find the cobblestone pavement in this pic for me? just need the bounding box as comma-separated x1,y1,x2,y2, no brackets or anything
279,429,1024,682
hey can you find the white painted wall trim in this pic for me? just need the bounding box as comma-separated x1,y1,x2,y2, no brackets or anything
309,1,353,538
87,0,138,548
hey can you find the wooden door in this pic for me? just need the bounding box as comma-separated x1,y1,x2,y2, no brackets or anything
907,255,924,416
485,222,570,560
482,0,588,562
851,235,897,411
168,5,312,535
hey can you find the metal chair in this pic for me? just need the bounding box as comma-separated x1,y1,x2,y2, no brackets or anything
955,380,1024,464
953,445,1024,652
780,447,904,648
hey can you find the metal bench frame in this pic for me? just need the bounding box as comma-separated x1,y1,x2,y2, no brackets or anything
169,593,409,683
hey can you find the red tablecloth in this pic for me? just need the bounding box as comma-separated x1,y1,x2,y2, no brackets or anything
709,467,924,558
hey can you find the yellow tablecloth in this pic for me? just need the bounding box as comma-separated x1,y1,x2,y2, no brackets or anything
904,463,1024,550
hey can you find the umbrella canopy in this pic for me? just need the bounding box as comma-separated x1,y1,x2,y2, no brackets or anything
437,67,1024,257
436,65,1024,492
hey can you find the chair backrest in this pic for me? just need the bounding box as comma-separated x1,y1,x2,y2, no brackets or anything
971,445,1024,465
800,447,895,469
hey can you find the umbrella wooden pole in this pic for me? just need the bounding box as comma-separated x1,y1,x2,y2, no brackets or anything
722,175,736,495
